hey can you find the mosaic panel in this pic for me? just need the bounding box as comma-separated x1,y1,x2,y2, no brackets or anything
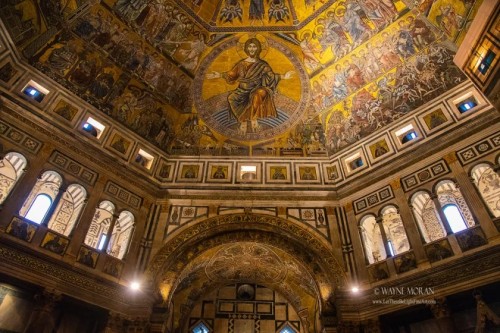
323,161,343,184
40,231,69,256
367,262,389,283
105,181,142,209
0,120,43,154
0,60,20,86
164,205,209,239
457,132,500,165
49,151,98,186
455,226,488,252
393,251,417,274
76,246,99,268
424,238,453,263
103,257,124,278
286,207,329,240
353,185,394,215
155,160,176,182
401,159,450,192
6,217,38,243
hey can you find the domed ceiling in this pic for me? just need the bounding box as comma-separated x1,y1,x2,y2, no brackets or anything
0,0,481,157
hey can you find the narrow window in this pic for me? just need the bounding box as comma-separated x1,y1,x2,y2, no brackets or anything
479,50,496,74
25,194,52,224
401,131,418,144
387,240,395,256
22,80,49,103
82,117,105,139
456,97,478,113
135,149,154,169
97,234,107,251
443,204,467,233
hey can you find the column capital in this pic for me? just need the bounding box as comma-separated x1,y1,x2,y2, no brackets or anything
429,297,451,319
390,178,401,190
444,152,458,164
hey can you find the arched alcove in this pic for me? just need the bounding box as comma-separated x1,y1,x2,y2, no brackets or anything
146,214,346,333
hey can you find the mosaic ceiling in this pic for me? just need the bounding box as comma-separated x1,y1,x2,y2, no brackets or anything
0,0,481,157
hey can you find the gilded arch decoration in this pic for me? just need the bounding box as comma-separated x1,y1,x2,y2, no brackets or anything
146,214,346,306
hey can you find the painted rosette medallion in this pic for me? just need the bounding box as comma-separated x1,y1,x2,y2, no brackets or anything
194,35,310,142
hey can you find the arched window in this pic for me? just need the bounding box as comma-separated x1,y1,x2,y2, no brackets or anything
19,170,62,223
47,184,87,236
443,204,468,233
381,205,410,255
0,152,27,205
84,201,115,250
436,180,475,229
108,210,135,260
411,191,446,242
24,194,52,224
470,163,500,218
360,215,387,264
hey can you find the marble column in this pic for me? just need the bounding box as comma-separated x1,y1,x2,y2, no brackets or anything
390,179,427,263
41,184,67,227
66,176,107,257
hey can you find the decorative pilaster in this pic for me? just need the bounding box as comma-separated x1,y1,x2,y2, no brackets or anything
136,203,161,272
126,317,150,333
474,292,500,332
337,204,368,283
104,311,126,333
429,297,457,333
24,289,61,333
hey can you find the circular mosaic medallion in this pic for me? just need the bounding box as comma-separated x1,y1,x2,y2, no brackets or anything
194,35,309,142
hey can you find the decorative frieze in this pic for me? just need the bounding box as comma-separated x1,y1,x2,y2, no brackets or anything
164,205,209,238
49,151,98,186
401,159,450,192
0,120,43,154
105,181,142,209
0,244,126,302
287,207,330,240
353,185,394,215
456,132,500,165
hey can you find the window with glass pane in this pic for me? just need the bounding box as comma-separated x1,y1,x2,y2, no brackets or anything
443,204,467,233
25,194,52,224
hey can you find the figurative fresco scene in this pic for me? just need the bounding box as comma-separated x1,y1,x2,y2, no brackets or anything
0,0,483,157
423,108,448,130
41,231,69,255
52,99,79,122
369,140,390,159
